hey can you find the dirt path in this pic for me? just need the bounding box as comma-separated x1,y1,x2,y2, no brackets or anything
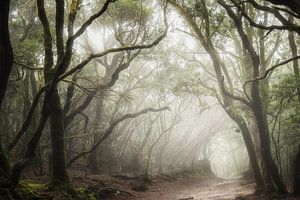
24,171,298,200
135,178,255,200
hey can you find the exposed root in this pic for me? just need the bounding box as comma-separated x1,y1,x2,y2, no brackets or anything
86,183,135,199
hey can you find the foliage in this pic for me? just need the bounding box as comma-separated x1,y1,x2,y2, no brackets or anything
270,75,300,151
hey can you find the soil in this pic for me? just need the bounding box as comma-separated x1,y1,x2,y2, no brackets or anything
23,170,299,200
137,178,255,200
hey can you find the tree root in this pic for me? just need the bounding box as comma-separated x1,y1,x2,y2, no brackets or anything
86,184,135,199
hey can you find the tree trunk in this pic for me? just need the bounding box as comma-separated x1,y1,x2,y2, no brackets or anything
0,136,10,186
252,79,287,194
88,96,105,172
0,0,13,107
226,110,264,188
0,0,13,192
219,2,288,193
288,28,300,102
289,23,300,196
294,146,300,195
48,89,69,183
11,101,49,186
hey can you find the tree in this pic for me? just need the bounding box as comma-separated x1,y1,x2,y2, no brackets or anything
0,0,14,197
295,146,300,195
168,0,264,189
0,0,168,193
219,0,287,193
0,0,13,107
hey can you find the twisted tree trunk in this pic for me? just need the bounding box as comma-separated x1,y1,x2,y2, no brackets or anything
0,0,13,107
0,0,13,193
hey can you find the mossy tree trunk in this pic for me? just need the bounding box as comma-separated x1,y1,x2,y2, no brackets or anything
0,0,13,191
43,0,69,184
0,0,13,107
48,89,69,183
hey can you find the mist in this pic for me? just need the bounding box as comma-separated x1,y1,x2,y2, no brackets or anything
0,0,300,199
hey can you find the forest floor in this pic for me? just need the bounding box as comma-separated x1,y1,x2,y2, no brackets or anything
23,169,299,200
135,178,299,200
136,177,254,200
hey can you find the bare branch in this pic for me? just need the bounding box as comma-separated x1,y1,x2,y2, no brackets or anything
244,55,300,87
220,76,253,108
67,106,171,167
230,0,300,34
9,1,169,151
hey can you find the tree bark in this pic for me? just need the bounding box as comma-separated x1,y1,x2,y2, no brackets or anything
225,110,265,188
294,146,300,195
48,89,69,182
0,0,13,107
45,0,69,184
0,0,13,191
88,96,105,172
0,136,10,186
288,26,300,102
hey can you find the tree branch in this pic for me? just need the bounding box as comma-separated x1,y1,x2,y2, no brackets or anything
8,0,169,151
265,0,300,17
55,0,64,63
52,0,116,80
243,55,300,87
67,106,171,167
232,0,300,34
220,76,252,108
37,0,53,73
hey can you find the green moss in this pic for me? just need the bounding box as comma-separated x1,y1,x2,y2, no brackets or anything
47,180,81,199
75,188,97,200
14,182,47,200
26,182,47,191
47,181,98,200
15,181,98,200
47,179,73,191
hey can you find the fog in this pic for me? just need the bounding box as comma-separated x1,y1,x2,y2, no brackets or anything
69,7,250,178
1,0,300,199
